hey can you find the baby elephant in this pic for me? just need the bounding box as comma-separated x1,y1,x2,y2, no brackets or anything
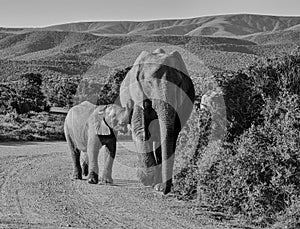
64,101,132,184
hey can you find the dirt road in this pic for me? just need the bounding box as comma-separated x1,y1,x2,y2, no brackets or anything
0,141,233,229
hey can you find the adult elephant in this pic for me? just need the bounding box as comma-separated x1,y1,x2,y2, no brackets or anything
64,101,132,184
120,48,195,194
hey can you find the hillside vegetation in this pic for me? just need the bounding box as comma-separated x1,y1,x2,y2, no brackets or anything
174,48,300,228
0,33,299,83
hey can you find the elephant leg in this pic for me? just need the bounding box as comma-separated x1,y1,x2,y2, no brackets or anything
156,118,181,192
154,121,181,192
87,135,101,184
81,152,89,177
72,148,82,179
153,100,177,195
154,130,180,192
153,141,162,186
65,133,82,179
100,139,116,184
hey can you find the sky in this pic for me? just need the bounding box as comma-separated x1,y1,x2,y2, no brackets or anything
0,0,299,28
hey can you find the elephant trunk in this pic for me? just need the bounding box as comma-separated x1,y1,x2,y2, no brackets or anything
154,100,176,195
132,104,157,186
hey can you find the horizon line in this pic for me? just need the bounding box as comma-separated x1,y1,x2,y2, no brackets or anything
1,12,300,29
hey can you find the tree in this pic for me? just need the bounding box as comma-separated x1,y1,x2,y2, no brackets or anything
15,73,46,113
46,77,79,107
97,66,132,105
0,84,16,114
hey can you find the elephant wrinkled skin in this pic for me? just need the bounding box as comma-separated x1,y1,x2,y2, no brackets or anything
120,48,195,194
64,101,131,184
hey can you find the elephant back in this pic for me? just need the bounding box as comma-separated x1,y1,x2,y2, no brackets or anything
120,49,194,110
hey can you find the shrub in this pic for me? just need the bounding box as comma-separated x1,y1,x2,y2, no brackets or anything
214,48,300,142
216,71,264,141
15,73,47,113
73,67,131,105
173,49,300,227
197,92,300,225
173,107,212,198
173,78,224,198
44,76,79,107
97,66,132,105
0,84,16,114
274,199,300,229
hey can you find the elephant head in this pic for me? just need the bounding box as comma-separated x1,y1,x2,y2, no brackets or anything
120,49,195,194
94,101,133,136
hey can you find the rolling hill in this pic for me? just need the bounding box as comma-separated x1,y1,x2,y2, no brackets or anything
1,14,298,37
0,14,299,83
1,14,300,38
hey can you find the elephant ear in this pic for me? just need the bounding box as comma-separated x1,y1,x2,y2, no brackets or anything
96,118,111,136
94,106,112,136
169,51,189,76
119,52,148,108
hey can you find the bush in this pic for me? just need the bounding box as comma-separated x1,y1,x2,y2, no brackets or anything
0,84,16,114
43,76,79,107
274,199,300,229
15,73,47,113
214,49,300,142
73,67,131,105
173,107,212,198
197,92,300,225
97,66,132,105
174,48,300,227
216,71,264,141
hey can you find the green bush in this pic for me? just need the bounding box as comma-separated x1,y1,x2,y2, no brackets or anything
173,49,300,227
197,90,300,225
0,84,16,114
43,76,79,107
73,67,131,105
216,71,264,141
15,73,47,113
274,199,300,229
214,49,300,142
97,66,132,105
173,106,212,198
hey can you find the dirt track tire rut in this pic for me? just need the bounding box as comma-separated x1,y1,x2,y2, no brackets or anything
0,141,226,229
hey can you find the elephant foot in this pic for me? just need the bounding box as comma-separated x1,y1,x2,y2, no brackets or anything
82,162,89,176
72,168,82,180
87,172,99,184
99,176,113,185
154,180,173,195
